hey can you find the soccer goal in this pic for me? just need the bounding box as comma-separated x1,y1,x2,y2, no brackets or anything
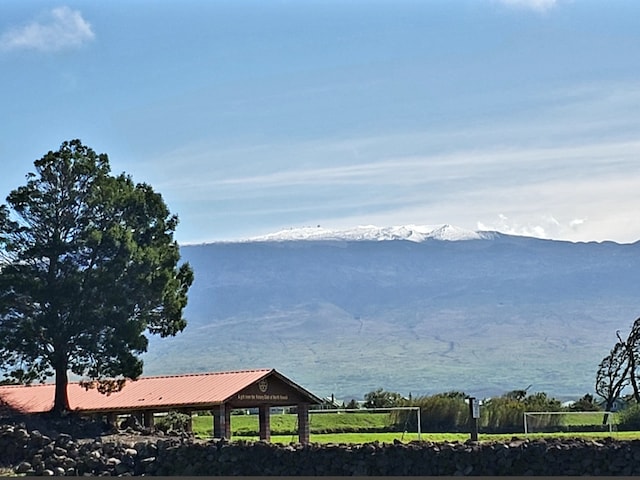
523,411,616,436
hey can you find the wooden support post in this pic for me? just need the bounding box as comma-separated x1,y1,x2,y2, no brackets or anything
259,405,271,442
213,404,231,439
106,413,118,430
144,411,155,428
297,403,310,444
133,411,144,427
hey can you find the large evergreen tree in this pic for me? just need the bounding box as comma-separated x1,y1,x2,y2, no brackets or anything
0,140,193,413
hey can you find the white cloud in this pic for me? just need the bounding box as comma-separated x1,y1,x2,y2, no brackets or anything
0,6,94,52
123,77,640,244
186,138,640,193
496,0,560,13
472,169,640,243
478,215,578,240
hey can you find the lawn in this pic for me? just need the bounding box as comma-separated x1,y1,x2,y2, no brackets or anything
192,412,393,437
191,411,637,444
560,412,618,425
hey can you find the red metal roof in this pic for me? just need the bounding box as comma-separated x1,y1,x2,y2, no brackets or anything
0,369,287,414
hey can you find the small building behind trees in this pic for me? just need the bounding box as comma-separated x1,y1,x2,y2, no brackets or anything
0,369,322,443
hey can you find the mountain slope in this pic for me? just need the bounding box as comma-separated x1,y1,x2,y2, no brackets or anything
143,228,640,401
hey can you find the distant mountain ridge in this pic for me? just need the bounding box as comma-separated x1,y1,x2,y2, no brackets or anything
142,226,640,402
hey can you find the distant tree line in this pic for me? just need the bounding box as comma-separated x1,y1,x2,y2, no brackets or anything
347,388,603,433
393,389,573,433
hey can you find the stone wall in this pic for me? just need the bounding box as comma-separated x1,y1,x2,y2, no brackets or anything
2,424,640,476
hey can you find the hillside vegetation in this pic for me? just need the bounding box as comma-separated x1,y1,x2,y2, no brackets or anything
142,236,640,400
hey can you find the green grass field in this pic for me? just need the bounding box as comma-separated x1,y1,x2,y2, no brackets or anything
192,412,392,437
191,411,637,444
558,412,618,425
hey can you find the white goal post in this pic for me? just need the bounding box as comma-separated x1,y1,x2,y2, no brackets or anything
523,411,615,436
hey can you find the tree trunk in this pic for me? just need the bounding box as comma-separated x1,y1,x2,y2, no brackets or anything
603,399,614,425
53,356,70,414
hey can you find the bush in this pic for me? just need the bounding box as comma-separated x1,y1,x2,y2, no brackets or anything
481,391,563,433
345,399,360,410
480,397,525,433
570,394,601,412
392,392,469,433
156,411,192,433
363,388,405,408
617,403,640,431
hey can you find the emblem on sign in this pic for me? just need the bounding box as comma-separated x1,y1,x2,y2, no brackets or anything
258,379,268,392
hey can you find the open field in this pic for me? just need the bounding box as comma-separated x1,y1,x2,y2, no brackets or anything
192,412,393,437
559,412,618,425
191,411,635,444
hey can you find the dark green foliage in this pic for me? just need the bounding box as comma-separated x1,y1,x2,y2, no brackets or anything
482,391,563,433
363,388,406,408
570,393,601,412
0,140,193,413
391,391,469,433
522,391,563,410
156,411,193,433
617,403,640,431
419,392,469,432
345,399,360,410
392,389,564,433
480,396,525,432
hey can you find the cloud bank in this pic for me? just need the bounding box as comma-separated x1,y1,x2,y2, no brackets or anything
0,6,94,52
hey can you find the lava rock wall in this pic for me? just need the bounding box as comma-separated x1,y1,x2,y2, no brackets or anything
2,424,640,476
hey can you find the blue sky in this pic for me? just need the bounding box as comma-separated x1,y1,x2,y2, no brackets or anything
2,0,640,244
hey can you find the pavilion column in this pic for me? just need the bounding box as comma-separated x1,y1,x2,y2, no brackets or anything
259,405,271,442
224,406,231,439
297,403,310,444
213,404,231,439
106,413,118,430
133,411,144,426
144,411,155,428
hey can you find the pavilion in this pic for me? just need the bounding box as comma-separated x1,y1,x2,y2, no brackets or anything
0,368,323,444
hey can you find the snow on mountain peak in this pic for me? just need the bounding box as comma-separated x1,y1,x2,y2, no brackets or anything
246,224,492,243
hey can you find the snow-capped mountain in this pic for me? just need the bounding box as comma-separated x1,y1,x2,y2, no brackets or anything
247,224,494,242
142,230,640,402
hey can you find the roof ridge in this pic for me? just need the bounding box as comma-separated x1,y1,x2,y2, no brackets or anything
134,368,273,380
0,383,50,389
0,369,274,388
